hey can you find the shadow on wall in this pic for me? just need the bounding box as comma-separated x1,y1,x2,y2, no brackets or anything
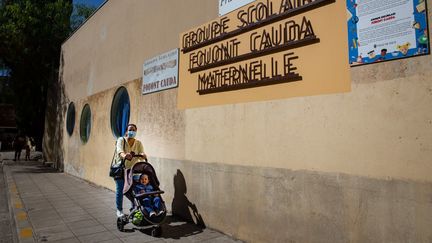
42,51,67,172
172,169,206,228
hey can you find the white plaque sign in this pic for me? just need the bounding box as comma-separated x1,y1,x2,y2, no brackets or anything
142,49,179,95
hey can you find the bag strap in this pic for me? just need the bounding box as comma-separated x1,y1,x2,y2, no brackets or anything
110,141,117,167
110,137,127,167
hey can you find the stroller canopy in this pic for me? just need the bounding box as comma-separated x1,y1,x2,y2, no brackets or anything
123,161,160,194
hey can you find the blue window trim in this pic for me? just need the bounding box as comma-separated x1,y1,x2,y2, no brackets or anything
111,87,130,138
80,104,91,143
66,102,75,136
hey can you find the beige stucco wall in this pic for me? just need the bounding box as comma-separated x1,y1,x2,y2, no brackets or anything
54,0,432,242
62,0,218,102
61,0,214,188
185,58,432,182
61,0,432,183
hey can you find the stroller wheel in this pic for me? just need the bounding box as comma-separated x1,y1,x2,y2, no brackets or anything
116,217,125,232
151,226,162,237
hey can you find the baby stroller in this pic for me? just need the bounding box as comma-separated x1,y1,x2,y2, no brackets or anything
117,160,167,237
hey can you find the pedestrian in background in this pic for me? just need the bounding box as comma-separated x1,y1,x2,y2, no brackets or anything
25,136,31,161
13,133,25,161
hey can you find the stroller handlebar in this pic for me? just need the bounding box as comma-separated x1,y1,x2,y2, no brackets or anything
134,190,164,199
125,153,147,162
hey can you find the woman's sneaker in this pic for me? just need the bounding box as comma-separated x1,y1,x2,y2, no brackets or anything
116,210,124,218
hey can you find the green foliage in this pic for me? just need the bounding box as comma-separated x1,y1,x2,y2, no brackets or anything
71,4,96,31
0,0,73,147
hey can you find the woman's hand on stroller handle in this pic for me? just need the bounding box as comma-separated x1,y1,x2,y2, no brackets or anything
125,152,147,161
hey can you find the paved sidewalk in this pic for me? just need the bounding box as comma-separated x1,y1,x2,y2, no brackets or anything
0,164,14,242
2,160,242,243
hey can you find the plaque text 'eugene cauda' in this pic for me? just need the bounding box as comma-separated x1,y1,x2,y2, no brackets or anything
181,0,335,95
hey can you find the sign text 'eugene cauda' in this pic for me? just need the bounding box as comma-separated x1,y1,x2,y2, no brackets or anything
142,49,179,95
181,0,334,95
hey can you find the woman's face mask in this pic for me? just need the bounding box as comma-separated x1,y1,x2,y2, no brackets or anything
127,131,136,138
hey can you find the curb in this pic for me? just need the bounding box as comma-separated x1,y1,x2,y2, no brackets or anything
3,163,36,243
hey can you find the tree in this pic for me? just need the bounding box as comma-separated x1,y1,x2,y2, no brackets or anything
71,4,97,31
0,0,73,149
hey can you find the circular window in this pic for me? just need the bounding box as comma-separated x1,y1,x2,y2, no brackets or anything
80,104,92,143
110,87,130,138
66,102,75,136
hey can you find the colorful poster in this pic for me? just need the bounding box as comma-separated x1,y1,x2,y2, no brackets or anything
142,49,179,95
347,0,429,66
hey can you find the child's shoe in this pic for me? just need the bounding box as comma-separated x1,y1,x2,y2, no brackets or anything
157,210,165,216
149,211,156,217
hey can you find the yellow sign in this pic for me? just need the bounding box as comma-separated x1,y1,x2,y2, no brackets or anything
178,0,351,108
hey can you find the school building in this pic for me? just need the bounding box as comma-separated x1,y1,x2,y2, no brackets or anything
43,0,432,242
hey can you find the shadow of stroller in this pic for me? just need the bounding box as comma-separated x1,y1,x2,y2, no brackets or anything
139,215,203,239
171,169,206,228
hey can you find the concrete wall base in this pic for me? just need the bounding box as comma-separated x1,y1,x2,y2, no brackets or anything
147,157,432,243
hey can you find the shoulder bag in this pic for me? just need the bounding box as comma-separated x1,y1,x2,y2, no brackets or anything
109,138,126,180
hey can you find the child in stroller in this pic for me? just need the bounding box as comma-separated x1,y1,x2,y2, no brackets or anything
117,161,166,237
133,173,165,217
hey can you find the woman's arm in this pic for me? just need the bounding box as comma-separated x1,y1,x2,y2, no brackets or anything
117,138,133,160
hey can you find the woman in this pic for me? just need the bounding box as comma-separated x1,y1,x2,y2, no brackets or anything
113,124,147,217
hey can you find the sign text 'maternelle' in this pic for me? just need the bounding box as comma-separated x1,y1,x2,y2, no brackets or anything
181,0,334,95
178,0,351,108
